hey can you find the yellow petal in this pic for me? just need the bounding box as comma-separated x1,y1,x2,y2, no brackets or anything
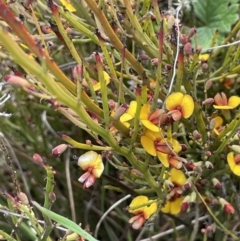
141,136,156,156
181,94,194,118
120,113,134,122
127,101,137,117
169,169,186,186
92,154,104,178
144,129,164,140
233,166,240,176
161,201,170,213
166,92,183,111
93,71,110,91
199,53,209,61
60,0,76,12
141,120,159,132
144,202,157,219
129,196,148,214
213,116,223,128
227,152,236,174
78,151,99,170
169,197,184,214
228,96,240,108
157,152,169,167
171,138,182,153
213,105,234,110
140,104,150,120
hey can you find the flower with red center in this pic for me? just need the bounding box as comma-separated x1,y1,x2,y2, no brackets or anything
141,129,182,167
213,92,240,109
139,103,168,132
227,152,240,176
210,116,224,136
120,101,168,132
78,151,104,189
166,92,194,121
161,169,186,214
128,196,157,229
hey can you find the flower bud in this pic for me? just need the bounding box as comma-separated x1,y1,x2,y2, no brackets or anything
230,145,240,153
86,140,92,145
108,99,116,110
180,144,187,152
193,165,202,174
52,144,68,157
4,75,33,89
181,195,190,212
131,169,143,178
202,63,208,71
180,34,188,44
196,46,202,53
212,178,222,189
165,64,172,71
184,42,192,55
72,65,83,80
219,198,235,214
32,153,44,165
183,177,193,190
202,98,214,105
204,79,212,90
151,58,158,66
49,192,56,203
192,130,202,140
112,104,128,119
205,161,214,169
188,27,196,38
17,192,29,205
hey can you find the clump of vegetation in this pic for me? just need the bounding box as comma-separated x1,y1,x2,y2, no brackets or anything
0,0,239,240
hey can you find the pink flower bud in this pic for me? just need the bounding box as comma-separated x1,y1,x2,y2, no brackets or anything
86,140,92,145
180,144,188,152
4,75,33,89
204,79,212,90
33,153,44,165
219,198,234,214
188,27,197,38
49,192,56,202
183,177,193,190
196,46,202,53
202,98,214,105
72,65,83,80
108,99,116,110
184,42,192,55
212,178,222,189
202,63,208,71
151,58,158,66
17,192,29,205
52,144,68,156
112,104,128,119
180,34,188,44
192,130,202,140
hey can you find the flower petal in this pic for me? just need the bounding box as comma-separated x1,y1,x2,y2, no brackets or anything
78,151,98,170
227,152,237,174
129,196,148,214
169,169,186,186
170,110,182,121
141,136,157,156
92,157,104,178
166,92,184,111
213,105,234,110
171,138,182,153
140,103,150,120
120,113,134,122
144,202,157,219
127,101,137,117
228,96,240,108
161,201,170,213
141,120,160,132
181,94,194,118
131,216,145,229
157,152,169,167
169,197,184,214
145,129,164,140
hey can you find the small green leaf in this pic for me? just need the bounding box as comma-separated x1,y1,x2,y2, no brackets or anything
32,201,99,241
192,0,239,49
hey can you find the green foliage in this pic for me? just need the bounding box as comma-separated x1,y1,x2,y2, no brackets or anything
192,0,239,49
